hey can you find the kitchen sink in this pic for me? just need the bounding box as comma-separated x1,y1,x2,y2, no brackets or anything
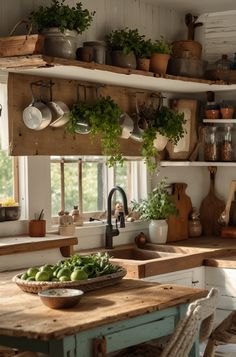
108,247,183,261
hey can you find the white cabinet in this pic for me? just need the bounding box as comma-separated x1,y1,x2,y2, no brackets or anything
143,266,205,289
205,267,236,310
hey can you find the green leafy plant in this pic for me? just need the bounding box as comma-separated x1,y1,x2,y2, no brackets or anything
106,28,145,55
89,96,123,167
67,102,91,134
67,96,123,167
131,179,178,220
155,106,185,145
140,104,186,172
136,38,153,58
151,36,172,55
30,0,95,33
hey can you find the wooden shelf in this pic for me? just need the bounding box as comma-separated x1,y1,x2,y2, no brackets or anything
203,119,236,124
2,55,236,93
161,161,236,167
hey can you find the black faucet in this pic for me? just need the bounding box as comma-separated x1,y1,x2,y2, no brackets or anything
105,186,129,249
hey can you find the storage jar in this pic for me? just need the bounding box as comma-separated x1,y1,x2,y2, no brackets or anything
204,126,219,161
220,125,233,162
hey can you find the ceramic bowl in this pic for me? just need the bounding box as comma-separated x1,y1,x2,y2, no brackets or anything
38,288,84,309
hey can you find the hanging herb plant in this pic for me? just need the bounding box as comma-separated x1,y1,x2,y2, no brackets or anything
89,96,123,167
140,105,186,173
67,96,123,167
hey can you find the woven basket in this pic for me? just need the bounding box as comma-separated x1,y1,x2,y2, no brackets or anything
13,267,127,294
0,20,44,57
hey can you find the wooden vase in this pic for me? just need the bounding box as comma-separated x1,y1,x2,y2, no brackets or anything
150,53,170,74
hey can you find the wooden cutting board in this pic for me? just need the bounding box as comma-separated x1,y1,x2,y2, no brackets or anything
199,167,225,236
167,183,192,241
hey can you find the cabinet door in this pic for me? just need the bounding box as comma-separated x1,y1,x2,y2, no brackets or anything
144,267,205,288
205,267,236,310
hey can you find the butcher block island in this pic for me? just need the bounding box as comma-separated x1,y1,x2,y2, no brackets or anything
0,270,206,357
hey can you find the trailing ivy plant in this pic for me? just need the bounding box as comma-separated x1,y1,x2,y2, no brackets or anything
140,104,186,173
67,96,123,167
89,96,123,167
106,28,145,55
67,102,91,134
30,0,95,33
131,179,178,220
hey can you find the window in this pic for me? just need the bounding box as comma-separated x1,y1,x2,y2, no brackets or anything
50,156,146,221
0,136,19,203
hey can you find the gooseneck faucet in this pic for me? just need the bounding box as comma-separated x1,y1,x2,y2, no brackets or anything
105,186,129,249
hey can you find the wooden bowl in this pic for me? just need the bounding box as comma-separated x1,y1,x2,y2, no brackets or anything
38,288,84,309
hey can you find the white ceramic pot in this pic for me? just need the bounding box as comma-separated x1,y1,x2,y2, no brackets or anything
149,219,168,244
153,132,168,151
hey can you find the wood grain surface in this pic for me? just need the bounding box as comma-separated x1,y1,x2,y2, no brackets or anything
200,167,225,236
0,270,206,341
167,183,192,241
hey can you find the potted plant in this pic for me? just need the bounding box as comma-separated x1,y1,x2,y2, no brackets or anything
131,179,178,244
150,36,172,74
136,38,153,71
30,0,95,59
106,28,144,69
140,104,186,172
67,96,123,167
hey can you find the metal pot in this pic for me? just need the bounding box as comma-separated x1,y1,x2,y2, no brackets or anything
23,83,52,130
48,84,70,128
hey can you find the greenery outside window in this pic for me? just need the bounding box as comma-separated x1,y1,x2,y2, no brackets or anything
50,156,138,223
0,136,19,203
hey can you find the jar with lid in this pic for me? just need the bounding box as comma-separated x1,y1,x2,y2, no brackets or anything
204,126,219,161
215,54,232,71
220,125,233,162
205,91,220,119
188,208,202,237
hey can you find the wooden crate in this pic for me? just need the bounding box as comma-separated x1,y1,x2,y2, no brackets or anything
0,20,44,57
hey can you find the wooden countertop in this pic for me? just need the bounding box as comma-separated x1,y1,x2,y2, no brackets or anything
0,270,206,341
0,234,78,257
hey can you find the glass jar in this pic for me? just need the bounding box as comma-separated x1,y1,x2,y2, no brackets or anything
220,125,233,162
204,126,219,161
188,208,202,237
215,54,232,71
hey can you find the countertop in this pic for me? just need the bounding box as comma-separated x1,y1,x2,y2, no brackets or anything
0,269,206,341
0,234,78,257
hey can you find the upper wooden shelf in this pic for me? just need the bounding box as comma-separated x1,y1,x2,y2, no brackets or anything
1,55,236,93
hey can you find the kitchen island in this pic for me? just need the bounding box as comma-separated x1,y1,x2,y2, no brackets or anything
0,270,206,357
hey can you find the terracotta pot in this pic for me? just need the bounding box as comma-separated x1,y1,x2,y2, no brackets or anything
29,220,46,237
137,58,150,71
111,50,137,69
150,53,170,74
172,40,202,59
220,107,234,119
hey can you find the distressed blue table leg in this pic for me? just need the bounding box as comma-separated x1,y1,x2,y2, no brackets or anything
49,336,76,357
189,338,200,357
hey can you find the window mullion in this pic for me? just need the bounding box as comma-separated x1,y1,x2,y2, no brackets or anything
60,159,65,212
78,159,83,213
12,156,19,203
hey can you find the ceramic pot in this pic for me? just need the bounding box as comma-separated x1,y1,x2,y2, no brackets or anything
76,46,94,62
149,219,168,244
150,53,170,74
111,50,137,69
41,28,77,59
220,107,234,119
153,132,168,151
137,58,150,71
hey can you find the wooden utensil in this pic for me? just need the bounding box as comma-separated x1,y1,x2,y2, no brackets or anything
218,180,236,226
199,167,225,236
167,183,192,241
